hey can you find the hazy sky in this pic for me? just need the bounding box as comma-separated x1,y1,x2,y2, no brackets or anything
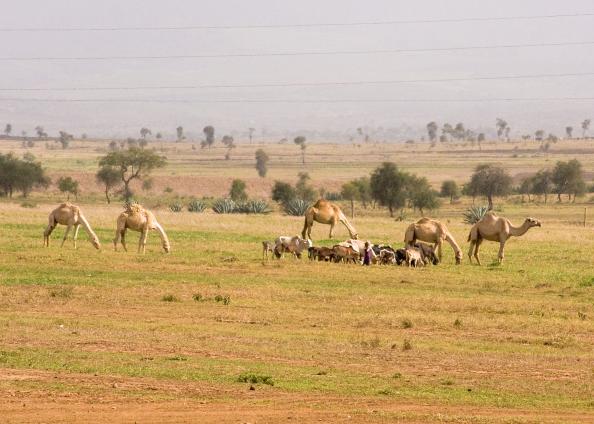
1,0,594,140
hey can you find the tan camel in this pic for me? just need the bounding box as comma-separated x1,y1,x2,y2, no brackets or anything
404,218,462,264
113,203,170,253
467,212,541,265
302,199,358,240
43,203,101,249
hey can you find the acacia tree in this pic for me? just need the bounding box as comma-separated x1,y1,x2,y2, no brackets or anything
58,131,73,149
0,153,50,197
467,164,513,210
294,136,307,165
96,165,122,204
98,147,166,201
370,162,409,217
408,176,440,215
140,127,152,139
222,135,235,160
531,169,553,203
35,126,47,138
4,123,11,136
202,126,215,148
496,118,510,141
565,126,573,139
552,159,585,202
229,179,247,202
58,176,79,200
426,121,438,143
255,149,269,177
440,180,459,203
582,119,591,137
176,126,184,142
248,127,256,144
341,181,359,218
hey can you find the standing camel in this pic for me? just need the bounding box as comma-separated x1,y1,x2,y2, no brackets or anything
113,203,170,253
404,218,462,264
43,203,101,249
468,213,541,265
302,199,358,240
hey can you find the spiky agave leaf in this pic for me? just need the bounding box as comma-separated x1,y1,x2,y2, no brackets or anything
212,198,236,214
284,199,310,216
463,205,489,224
187,199,206,213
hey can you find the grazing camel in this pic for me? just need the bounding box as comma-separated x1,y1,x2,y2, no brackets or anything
44,203,101,249
404,218,463,264
467,212,541,265
302,199,358,240
114,203,170,253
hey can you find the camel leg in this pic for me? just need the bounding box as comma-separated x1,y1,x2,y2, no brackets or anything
138,229,148,254
73,224,80,249
120,229,128,252
435,240,443,262
61,224,72,248
467,240,475,263
301,216,310,239
328,216,338,239
474,239,483,266
44,224,56,247
498,238,506,263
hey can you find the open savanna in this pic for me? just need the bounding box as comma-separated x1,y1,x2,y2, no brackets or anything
0,196,593,423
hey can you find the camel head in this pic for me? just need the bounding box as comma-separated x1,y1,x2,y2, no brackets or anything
90,235,101,250
351,233,359,240
455,251,462,265
162,241,171,253
525,217,541,228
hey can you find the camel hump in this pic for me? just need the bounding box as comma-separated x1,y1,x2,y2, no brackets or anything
312,199,327,208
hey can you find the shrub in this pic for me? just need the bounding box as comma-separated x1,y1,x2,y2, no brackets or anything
187,199,206,213
402,339,412,351
234,200,270,214
463,205,489,225
237,373,274,386
212,198,236,214
20,200,37,208
284,198,309,216
214,294,230,305
169,202,183,212
161,294,179,302
192,293,204,302
324,191,342,201
401,318,413,329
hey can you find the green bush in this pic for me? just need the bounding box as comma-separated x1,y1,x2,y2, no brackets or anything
463,205,489,225
169,202,183,212
212,198,236,214
234,200,270,214
187,199,206,213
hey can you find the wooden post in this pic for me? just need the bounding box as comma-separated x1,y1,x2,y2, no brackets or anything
584,208,587,227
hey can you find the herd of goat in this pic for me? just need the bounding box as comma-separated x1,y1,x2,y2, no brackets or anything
263,236,438,267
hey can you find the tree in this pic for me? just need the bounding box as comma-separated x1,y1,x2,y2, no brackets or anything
98,147,166,201
57,176,80,200
352,177,372,208
582,119,591,138
467,164,513,210
408,176,440,215
295,172,316,202
255,149,269,177
518,177,533,202
248,127,256,144
35,126,47,138
229,179,248,202
552,159,585,202
176,126,184,142
4,123,11,136
202,125,215,148
440,180,459,203
140,127,152,139
222,135,235,160
565,126,573,139
531,169,553,203
0,153,50,197
96,165,121,204
441,123,453,142
155,132,162,141
58,131,73,149
271,181,296,205
534,130,545,142
294,136,307,165
426,121,438,143
369,162,409,217
453,123,466,141
496,118,510,141
341,181,359,218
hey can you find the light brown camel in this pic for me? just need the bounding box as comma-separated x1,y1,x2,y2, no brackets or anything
113,203,170,253
43,203,101,249
404,218,462,264
302,199,358,240
467,212,541,265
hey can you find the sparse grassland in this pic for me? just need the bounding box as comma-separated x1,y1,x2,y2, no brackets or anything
0,140,593,422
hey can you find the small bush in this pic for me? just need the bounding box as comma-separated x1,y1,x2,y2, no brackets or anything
237,373,274,386
192,293,204,302
463,205,489,225
212,198,236,214
377,388,392,395
49,287,73,298
402,339,412,351
169,202,183,212
284,198,309,216
401,318,413,329
164,186,174,193
20,200,37,208
453,318,462,328
187,199,206,213
161,294,179,302
234,199,270,214
214,294,230,305
392,372,402,379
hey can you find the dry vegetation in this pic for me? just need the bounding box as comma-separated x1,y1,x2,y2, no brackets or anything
0,139,593,423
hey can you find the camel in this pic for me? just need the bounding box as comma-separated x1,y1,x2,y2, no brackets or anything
404,218,462,264
302,199,358,240
467,212,541,265
43,203,101,249
113,203,170,253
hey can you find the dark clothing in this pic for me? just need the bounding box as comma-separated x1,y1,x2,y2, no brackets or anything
363,249,371,265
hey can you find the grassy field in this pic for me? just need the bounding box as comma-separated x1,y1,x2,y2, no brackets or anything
0,140,593,422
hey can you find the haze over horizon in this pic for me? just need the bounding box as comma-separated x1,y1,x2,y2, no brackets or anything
1,0,594,141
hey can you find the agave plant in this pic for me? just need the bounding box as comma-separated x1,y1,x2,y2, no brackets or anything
169,202,183,212
235,200,270,214
463,205,489,224
284,199,310,216
212,198,236,214
187,199,206,213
